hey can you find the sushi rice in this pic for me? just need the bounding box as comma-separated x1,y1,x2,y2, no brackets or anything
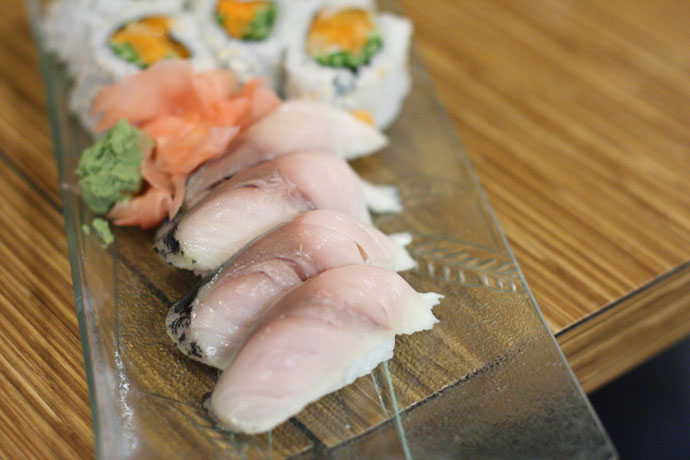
44,0,187,76
284,0,413,128
47,0,216,128
43,0,109,76
190,0,313,89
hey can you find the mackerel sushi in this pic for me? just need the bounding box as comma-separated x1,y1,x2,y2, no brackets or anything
184,99,388,209
154,151,401,274
166,209,416,369
285,0,413,128
209,265,440,433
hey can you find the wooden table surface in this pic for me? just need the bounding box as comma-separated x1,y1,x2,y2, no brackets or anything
1,0,689,458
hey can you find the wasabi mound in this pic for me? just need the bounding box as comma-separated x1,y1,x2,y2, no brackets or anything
76,119,148,214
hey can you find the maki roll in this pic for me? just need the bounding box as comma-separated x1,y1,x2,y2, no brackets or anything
68,1,216,128
43,0,186,77
88,2,215,77
285,0,412,128
106,16,190,68
191,0,312,88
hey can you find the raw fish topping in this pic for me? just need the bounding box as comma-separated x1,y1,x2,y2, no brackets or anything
166,209,416,369
208,266,439,433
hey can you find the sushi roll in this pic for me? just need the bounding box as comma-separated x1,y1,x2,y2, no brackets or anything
190,0,312,89
43,0,186,77
68,1,216,128
284,0,413,128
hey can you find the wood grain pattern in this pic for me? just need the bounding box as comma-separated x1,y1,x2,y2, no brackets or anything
559,262,690,393
0,150,91,458
397,0,690,332
0,0,688,458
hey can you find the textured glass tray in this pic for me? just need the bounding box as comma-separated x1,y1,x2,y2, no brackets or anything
29,0,616,458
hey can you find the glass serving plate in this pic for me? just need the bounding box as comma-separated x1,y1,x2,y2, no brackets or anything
28,0,617,458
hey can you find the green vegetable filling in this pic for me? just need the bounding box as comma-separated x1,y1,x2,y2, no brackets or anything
109,41,147,69
76,119,148,215
314,34,382,70
242,3,276,41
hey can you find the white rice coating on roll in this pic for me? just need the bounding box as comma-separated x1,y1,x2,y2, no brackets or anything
43,0,103,76
44,1,186,76
284,0,412,128
190,0,313,89
66,2,216,128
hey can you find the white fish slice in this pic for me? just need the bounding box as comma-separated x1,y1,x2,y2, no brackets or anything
154,151,399,273
208,265,441,434
166,209,416,369
184,100,388,209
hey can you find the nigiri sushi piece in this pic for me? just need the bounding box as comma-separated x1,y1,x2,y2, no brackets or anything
154,151,400,273
166,209,416,369
184,100,387,208
208,265,441,434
